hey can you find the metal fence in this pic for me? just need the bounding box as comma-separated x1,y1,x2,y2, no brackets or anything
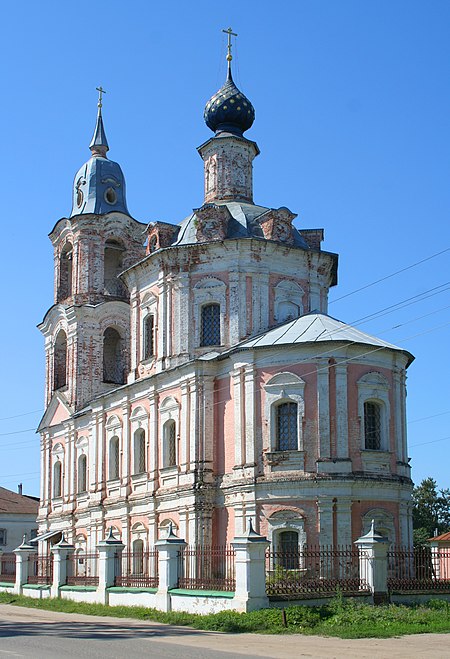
66,552,99,586
388,546,450,593
28,554,53,585
178,545,236,592
266,545,369,599
0,553,16,582
114,550,159,588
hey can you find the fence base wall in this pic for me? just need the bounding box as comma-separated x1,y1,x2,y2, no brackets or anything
108,589,158,608
170,592,237,614
60,588,105,604
22,586,50,600
391,592,450,605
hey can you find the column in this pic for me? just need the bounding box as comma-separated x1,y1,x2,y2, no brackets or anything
121,402,130,495
244,364,256,467
335,499,353,546
317,363,330,459
97,528,125,605
154,524,186,612
232,367,244,467
228,271,242,345
51,535,75,598
354,521,389,604
202,374,214,470
148,389,158,481
180,380,190,472
335,364,349,459
14,537,35,595
232,520,269,612
317,497,334,546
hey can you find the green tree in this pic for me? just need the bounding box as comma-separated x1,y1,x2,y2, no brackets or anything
412,477,450,546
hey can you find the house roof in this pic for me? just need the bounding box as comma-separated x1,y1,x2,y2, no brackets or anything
215,312,414,365
429,531,450,542
0,487,39,515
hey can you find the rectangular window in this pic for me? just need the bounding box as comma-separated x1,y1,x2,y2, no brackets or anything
200,303,221,346
144,315,154,360
0,529,6,545
276,402,298,451
364,401,382,450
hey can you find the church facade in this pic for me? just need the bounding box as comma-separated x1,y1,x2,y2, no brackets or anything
37,52,414,555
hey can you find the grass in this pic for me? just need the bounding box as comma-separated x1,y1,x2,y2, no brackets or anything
0,591,450,637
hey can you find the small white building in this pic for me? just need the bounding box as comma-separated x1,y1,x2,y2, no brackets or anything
0,487,39,552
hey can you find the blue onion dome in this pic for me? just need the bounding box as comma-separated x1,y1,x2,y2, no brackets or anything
204,67,255,137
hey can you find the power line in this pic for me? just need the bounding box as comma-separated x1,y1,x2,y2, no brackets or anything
409,435,450,449
0,428,36,437
408,410,450,425
329,247,450,304
0,409,43,422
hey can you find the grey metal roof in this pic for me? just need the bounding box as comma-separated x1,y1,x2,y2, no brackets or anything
173,201,310,249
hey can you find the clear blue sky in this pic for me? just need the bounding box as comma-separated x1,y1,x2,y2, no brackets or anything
0,1,448,497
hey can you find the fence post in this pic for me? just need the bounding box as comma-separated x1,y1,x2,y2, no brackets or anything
97,528,125,605
354,520,390,604
232,520,270,612
51,534,75,598
154,523,186,612
13,535,35,595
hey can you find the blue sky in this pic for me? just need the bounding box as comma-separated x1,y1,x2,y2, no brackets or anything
0,0,449,497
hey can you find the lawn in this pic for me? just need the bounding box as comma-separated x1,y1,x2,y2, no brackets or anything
0,592,449,637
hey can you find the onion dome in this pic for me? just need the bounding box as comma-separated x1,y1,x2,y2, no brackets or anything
204,66,255,137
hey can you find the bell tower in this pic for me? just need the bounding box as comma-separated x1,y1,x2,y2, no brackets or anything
39,90,146,411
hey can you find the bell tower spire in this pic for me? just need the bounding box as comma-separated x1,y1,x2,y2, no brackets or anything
89,86,109,158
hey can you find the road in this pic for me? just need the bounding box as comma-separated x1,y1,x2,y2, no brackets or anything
0,604,449,658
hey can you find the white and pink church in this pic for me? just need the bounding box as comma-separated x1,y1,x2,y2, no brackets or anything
36,51,414,556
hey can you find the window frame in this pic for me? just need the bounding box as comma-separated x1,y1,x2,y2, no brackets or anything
200,302,221,347
263,372,306,454
357,372,390,452
275,401,299,451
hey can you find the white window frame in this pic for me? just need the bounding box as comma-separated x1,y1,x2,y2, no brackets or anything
264,373,306,452
159,397,180,469
274,280,304,323
193,277,226,348
105,415,122,482
141,292,157,363
357,372,390,452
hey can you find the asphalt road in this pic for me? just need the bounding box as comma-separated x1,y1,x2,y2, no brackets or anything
0,604,450,659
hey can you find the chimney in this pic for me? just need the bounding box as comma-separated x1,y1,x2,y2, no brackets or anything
18,483,23,496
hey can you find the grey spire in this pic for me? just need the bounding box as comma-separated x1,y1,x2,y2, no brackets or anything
89,87,109,157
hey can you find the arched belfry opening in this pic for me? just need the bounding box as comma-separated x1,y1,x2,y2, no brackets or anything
58,243,73,301
54,329,67,390
104,239,126,297
103,327,125,385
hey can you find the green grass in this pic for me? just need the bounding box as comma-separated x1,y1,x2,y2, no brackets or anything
0,591,450,637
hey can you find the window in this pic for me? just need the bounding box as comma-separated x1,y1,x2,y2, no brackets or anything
109,436,120,480
278,530,300,569
143,315,154,360
54,329,67,390
364,401,382,450
77,454,87,493
133,429,146,474
104,239,125,297
164,420,177,467
53,461,62,498
276,402,298,451
0,529,6,546
200,303,220,346
58,243,73,301
103,327,125,384
132,538,144,574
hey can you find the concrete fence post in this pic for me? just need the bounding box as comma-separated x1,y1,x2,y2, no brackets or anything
14,535,35,595
97,527,125,605
154,523,186,612
232,520,270,612
354,520,390,604
51,534,75,598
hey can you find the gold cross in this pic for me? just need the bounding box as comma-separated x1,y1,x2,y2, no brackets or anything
222,27,237,62
96,86,106,109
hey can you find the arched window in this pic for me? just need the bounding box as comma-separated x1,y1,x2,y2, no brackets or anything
77,454,87,493
104,239,126,297
200,303,220,346
58,243,73,301
364,401,382,450
163,420,177,468
53,461,62,498
275,402,298,451
54,329,67,390
109,436,120,480
143,315,154,360
103,327,125,384
133,429,146,474
132,538,144,575
277,530,300,569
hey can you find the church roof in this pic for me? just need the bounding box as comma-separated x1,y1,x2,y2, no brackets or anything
0,487,39,515
173,201,310,249
214,312,414,364
204,66,255,137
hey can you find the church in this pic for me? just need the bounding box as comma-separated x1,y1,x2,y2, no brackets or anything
36,37,414,556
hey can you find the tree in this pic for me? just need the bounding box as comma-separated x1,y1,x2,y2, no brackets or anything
412,477,450,546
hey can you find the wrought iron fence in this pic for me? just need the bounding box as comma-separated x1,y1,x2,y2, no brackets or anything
388,546,450,592
114,550,159,588
178,545,236,592
28,554,53,585
266,545,369,599
66,552,99,586
0,553,16,582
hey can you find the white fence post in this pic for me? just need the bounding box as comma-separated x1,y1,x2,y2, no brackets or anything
14,535,35,595
51,534,75,598
232,520,270,612
354,520,390,604
97,528,125,605
154,523,186,612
